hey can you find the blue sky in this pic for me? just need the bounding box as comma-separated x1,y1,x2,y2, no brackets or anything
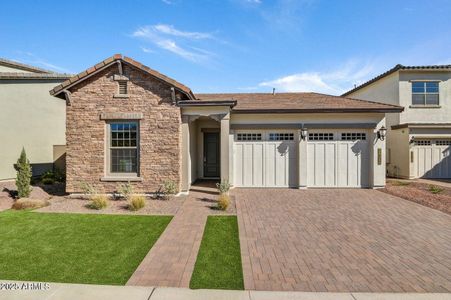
1,0,450,95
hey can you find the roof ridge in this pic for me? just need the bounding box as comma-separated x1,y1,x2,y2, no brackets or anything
342,63,451,96
50,54,195,99
0,57,56,74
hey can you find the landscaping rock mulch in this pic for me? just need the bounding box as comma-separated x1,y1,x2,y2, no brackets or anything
381,179,451,215
36,196,187,215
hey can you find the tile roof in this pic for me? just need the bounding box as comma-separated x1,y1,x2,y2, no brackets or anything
0,57,55,74
0,72,71,80
342,64,451,96
196,92,403,113
50,54,195,99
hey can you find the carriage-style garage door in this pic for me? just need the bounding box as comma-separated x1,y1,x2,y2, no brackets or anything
413,139,451,179
307,131,370,188
233,131,298,187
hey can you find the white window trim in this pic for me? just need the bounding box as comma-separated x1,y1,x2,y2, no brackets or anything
104,121,140,179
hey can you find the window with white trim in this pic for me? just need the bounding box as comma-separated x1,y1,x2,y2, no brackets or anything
109,122,139,174
414,140,431,146
412,81,439,105
341,133,367,141
269,133,294,141
237,133,262,141
436,140,451,146
308,133,334,141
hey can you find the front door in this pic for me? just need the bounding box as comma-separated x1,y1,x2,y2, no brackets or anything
204,132,220,177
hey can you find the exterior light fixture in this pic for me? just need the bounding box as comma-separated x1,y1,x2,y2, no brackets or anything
377,126,387,141
300,128,308,140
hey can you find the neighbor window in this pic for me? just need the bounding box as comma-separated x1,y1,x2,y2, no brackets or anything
109,122,138,174
412,81,439,105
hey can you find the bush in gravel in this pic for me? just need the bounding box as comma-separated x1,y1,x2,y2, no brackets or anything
216,180,231,195
12,198,49,210
41,177,55,185
128,195,146,211
88,195,108,210
163,180,177,195
428,185,444,194
15,148,32,198
392,181,411,186
79,182,97,197
117,182,133,201
217,194,230,211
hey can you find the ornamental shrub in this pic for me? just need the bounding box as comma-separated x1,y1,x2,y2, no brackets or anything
15,148,32,198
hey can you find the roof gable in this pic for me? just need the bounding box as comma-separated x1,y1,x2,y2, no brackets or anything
50,54,195,99
342,64,451,96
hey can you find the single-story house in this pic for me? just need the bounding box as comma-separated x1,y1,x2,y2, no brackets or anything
343,64,451,179
0,58,71,180
50,54,403,194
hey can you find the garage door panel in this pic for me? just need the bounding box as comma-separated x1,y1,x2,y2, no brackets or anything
324,143,336,187
252,144,264,186
414,140,451,179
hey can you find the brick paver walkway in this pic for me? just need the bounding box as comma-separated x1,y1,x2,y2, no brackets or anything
127,184,233,287
236,189,451,292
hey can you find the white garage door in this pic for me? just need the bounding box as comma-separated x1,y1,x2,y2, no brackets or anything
413,139,451,179
233,131,297,187
307,131,370,188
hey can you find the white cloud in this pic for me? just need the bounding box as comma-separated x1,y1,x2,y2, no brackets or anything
259,60,376,95
153,24,213,40
140,46,155,53
132,24,217,63
245,0,262,4
13,52,72,74
161,0,173,4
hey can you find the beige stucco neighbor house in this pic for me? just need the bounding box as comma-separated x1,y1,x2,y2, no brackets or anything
0,58,71,180
343,65,451,179
50,55,402,194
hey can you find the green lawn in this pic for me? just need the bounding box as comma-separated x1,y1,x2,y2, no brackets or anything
190,216,244,290
0,210,171,285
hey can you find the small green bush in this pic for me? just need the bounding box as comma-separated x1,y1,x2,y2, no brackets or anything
79,182,98,197
41,177,55,185
117,182,133,200
217,194,230,211
128,195,146,211
88,195,108,210
40,169,66,183
216,180,231,195
12,198,49,210
15,148,32,198
428,185,444,194
392,180,411,186
163,180,177,195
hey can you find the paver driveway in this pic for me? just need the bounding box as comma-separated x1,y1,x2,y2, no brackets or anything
236,189,451,292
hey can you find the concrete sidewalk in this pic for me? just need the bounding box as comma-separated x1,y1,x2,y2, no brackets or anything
0,282,450,300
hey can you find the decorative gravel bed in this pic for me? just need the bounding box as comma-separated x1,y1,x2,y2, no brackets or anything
381,179,451,215
37,196,187,215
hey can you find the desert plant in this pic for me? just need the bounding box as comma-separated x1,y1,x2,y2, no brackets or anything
54,168,66,183
117,182,133,200
216,180,231,195
428,185,444,194
15,148,32,198
392,180,411,186
41,177,55,185
163,180,177,195
217,194,230,211
88,194,108,210
79,182,97,197
12,198,49,210
128,195,146,211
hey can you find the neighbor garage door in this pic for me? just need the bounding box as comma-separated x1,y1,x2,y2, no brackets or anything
413,139,451,179
307,131,370,188
233,131,298,187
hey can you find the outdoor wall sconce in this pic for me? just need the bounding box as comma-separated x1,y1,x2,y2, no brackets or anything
377,126,387,141
409,137,415,144
300,128,308,140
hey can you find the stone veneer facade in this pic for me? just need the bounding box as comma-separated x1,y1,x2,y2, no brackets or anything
66,63,186,193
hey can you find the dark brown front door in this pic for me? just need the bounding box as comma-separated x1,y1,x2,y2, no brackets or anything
203,132,220,177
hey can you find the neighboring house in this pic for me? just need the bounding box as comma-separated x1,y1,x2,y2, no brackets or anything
343,65,451,179
0,58,71,180
50,55,402,194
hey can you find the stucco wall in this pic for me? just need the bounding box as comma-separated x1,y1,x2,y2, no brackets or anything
0,79,66,180
398,71,451,124
0,65,34,73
